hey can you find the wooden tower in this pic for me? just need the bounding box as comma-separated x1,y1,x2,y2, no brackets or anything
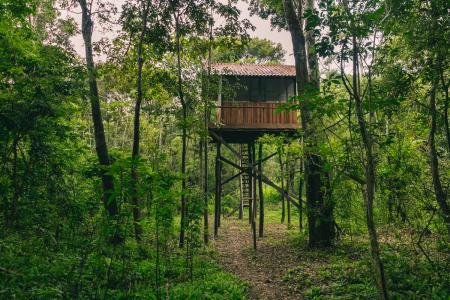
208,63,302,249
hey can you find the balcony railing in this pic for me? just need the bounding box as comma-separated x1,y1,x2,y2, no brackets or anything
212,101,298,130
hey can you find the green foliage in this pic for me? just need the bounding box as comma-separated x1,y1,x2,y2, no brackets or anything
213,37,286,64
283,233,449,300
170,272,247,300
264,186,282,205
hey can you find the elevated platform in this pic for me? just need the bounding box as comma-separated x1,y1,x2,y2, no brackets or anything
208,127,298,143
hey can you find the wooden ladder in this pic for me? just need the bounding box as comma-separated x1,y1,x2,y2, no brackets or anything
240,144,252,209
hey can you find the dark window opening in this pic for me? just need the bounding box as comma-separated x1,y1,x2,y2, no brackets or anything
223,76,295,102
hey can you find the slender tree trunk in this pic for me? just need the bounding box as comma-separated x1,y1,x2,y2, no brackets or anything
351,34,389,300
175,15,187,248
201,138,208,244
8,137,19,228
130,0,150,242
199,73,208,239
204,10,213,241
305,0,320,89
79,0,118,218
214,142,222,237
441,73,450,153
202,39,212,244
298,156,304,231
429,61,450,235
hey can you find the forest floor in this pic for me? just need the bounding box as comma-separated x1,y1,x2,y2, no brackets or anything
212,211,450,300
213,216,305,300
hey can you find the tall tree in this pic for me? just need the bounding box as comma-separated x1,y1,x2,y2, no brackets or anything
121,0,171,242
129,0,151,242
281,0,335,247
424,0,450,236
315,0,391,297
169,0,252,247
168,0,210,248
77,0,119,220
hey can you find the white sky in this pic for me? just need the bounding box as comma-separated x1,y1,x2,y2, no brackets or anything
66,0,294,64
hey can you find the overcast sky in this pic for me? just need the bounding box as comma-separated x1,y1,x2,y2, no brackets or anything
67,0,294,64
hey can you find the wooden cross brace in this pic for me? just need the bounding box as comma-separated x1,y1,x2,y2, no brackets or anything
220,152,277,186
210,130,304,209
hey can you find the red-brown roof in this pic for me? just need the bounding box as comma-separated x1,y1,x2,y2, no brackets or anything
212,63,296,77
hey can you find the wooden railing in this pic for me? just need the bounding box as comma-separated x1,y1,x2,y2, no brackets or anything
214,101,298,129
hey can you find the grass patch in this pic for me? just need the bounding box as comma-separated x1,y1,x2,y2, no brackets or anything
281,232,449,299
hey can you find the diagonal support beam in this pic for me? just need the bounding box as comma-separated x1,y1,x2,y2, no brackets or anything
257,152,278,165
210,131,304,209
221,170,244,186
221,152,277,187
219,156,241,170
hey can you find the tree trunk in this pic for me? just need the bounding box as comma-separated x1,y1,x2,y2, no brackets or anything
175,15,187,248
202,30,212,243
429,61,450,236
202,138,209,244
298,156,304,231
283,0,334,247
79,0,118,218
351,33,389,300
305,0,320,89
214,142,222,237
130,0,150,243
8,137,19,228
440,72,450,153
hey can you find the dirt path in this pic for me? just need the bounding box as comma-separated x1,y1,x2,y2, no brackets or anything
213,217,302,300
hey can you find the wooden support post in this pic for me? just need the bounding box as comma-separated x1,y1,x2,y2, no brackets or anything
287,153,293,227
258,142,264,237
279,151,285,224
250,142,257,250
214,141,222,237
218,153,222,228
253,143,257,220
247,143,252,224
239,144,244,219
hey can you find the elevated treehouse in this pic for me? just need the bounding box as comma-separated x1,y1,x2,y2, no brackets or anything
207,63,301,249
209,63,299,142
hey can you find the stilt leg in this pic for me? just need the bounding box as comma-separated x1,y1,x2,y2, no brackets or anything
279,151,285,224
250,141,257,250
247,143,252,225
258,142,264,237
287,154,292,227
239,145,244,219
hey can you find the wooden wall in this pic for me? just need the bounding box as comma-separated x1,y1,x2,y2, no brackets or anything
217,101,298,129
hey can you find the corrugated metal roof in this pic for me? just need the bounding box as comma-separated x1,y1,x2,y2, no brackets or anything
212,63,296,77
